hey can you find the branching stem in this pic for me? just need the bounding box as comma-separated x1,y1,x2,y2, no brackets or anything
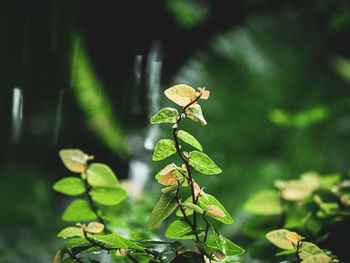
172,94,202,242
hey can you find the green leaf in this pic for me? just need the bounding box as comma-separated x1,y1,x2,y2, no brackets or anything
86,163,119,188
265,229,294,250
57,227,83,239
189,151,222,175
62,199,97,222
89,187,127,206
151,108,179,124
58,238,89,250
299,242,327,260
243,190,283,216
186,104,207,126
146,193,178,230
182,202,204,214
53,177,86,196
206,235,245,256
91,234,129,249
166,220,197,239
302,254,331,263
92,234,144,250
177,130,203,151
176,196,193,217
199,194,233,224
152,139,177,161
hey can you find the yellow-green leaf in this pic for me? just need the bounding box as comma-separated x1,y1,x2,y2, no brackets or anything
177,130,203,151
186,104,207,126
89,187,127,206
62,199,97,222
206,205,226,218
151,107,179,124
57,227,83,239
189,151,222,175
146,193,178,230
165,220,198,239
53,177,86,196
152,139,177,161
86,163,119,188
199,194,233,224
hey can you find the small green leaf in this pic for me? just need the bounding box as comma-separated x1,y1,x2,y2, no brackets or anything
243,190,283,216
62,199,97,222
151,108,179,124
161,185,178,194
146,193,178,230
58,238,89,250
53,177,86,196
89,187,127,206
302,254,331,263
186,104,207,126
86,163,119,188
266,229,294,250
206,235,245,256
59,149,87,173
152,139,177,161
199,194,233,224
299,242,327,260
57,227,83,239
166,220,197,239
177,130,203,151
182,202,204,214
189,151,222,175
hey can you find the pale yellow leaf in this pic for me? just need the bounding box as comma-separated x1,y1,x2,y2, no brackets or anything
164,84,196,106
85,222,105,233
183,151,189,158
116,249,130,256
206,205,226,218
59,149,88,173
52,250,62,263
158,173,178,186
281,180,313,200
266,229,294,250
285,232,299,245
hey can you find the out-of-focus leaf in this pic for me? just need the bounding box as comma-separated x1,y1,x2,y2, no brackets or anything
243,190,283,216
299,242,328,260
199,194,233,224
177,130,203,151
62,199,97,222
57,227,83,239
152,139,177,161
182,202,204,214
53,177,86,196
59,149,87,173
164,84,196,106
186,104,207,126
151,108,179,124
266,229,294,250
86,163,119,188
189,151,221,175
89,187,127,206
146,193,178,230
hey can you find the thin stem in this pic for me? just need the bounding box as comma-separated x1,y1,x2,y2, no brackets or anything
82,171,107,234
202,212,210,243
296,241,301,263
67,249,84,263
175,181,195,230
172,94,202,242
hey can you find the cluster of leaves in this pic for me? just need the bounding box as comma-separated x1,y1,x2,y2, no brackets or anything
266,229,338,263
52,150,162,262
243,170,350,262
52,85,245,263
147,84,244,262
